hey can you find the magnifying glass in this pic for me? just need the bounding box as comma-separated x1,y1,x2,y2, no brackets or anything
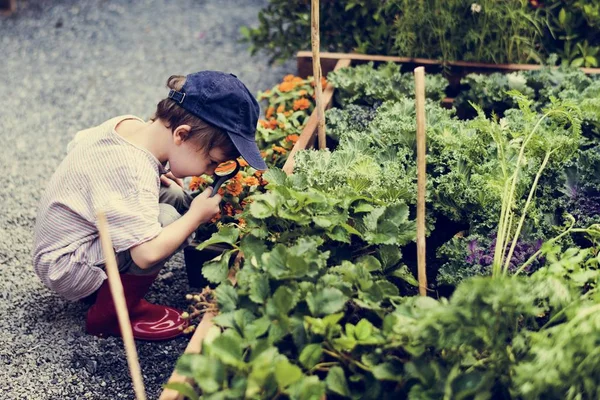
208,160,241,198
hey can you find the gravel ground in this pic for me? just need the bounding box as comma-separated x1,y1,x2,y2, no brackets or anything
0,1,294,398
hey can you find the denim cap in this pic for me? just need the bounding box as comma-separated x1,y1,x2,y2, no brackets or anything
168,71,267,171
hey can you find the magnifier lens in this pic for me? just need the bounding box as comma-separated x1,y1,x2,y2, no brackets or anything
214,160,238,177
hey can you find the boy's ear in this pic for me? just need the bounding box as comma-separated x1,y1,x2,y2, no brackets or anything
173,125,192,145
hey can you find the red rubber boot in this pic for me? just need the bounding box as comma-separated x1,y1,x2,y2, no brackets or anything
85,272,187,341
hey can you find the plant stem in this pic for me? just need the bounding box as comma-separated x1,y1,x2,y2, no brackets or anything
503,150,553,274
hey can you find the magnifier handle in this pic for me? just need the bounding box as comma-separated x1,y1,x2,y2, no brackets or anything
209,176,229,198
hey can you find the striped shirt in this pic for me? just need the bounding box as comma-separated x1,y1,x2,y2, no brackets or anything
32,115,167,301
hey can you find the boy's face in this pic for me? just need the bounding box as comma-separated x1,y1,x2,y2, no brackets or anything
169,143,229,179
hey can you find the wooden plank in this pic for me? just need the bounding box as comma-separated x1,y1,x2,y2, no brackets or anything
296,51,600,74
282,58,351,175
158,312,216,400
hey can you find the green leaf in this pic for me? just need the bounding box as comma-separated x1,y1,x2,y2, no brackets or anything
249,274,270,304
202,250,234,284
209,331,245,368
263,168,288,187
378,245,402,270
287,375,326,400
357,255,382,272
390,265,419,287
326,366,351,398
376,280,400,297
306,288,348,316
299,344,323,370
163,382,199,400
241,235,268,268
215,284,238,313
354,319,374,340
372,362,402,381
197,226,240,250
275,359,304,389
326,225,352,243
271,286,296,315
249,192,278,218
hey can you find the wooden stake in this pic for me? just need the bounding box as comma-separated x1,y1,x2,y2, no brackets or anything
414,67,428,296
96,211,147,400
311,0,326,149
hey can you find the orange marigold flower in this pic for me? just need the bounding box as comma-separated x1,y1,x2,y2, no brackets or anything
259,119,270,129
238,218,246,227
226,180,243,196
210,211,222,223
279,81,295,92
260,151,267,159
283,74,295,82
218,188,225,196
293,98,310,111
232,172,243,182
277,121,285,129
243,176,260,186
223,202,235,217
273,145,287,154
266,106,275,119
264,89,271,94
292,77,304,84
189,176,207,191
268,119,278,129
276,104,285,113
284,111,293,117
298,90,307,96
285,134,299,144
310,77,328,89
238,158,249,167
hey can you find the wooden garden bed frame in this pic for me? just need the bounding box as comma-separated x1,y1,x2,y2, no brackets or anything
160,51,600,399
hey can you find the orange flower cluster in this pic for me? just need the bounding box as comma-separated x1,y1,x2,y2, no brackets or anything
189,176,207,191
266,106,275,119
243,176,260,186
223,202,235,217
279,75,306,92
293,98,310,111
276,104,285,113
285,134,299,144
310,76,328,89
259,119,278,130
273,145,287,155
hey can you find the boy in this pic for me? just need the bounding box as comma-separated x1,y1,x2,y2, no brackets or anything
32,71,267,340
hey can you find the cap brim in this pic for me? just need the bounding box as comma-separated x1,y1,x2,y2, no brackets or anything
227,132,268,171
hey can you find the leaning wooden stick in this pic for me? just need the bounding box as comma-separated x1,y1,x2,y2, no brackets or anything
414,67,428,296
311,0,326,149
96,211,147,400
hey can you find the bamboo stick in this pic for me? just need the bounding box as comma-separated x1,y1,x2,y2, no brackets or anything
414,67,428,296
96,211,147,400
311,0,326,149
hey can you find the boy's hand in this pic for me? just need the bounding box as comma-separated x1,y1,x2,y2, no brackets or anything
160,172,184,188
189,188,222,224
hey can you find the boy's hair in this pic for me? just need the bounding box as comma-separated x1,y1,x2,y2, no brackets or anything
151,75,240,159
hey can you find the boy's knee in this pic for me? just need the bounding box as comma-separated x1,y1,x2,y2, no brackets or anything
159,184,192,214
158,203,181,227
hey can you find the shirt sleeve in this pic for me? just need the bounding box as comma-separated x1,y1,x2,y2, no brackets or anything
101,190,162,252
